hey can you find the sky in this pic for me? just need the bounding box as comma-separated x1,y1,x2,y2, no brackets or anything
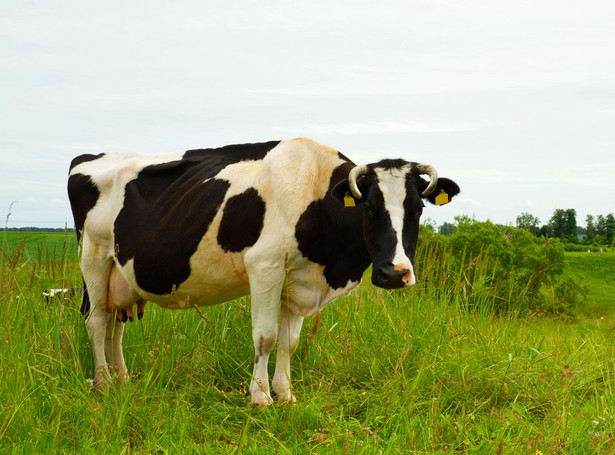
2,0,614,229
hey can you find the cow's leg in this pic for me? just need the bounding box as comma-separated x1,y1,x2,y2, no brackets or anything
105,317,127,380
244,254,286,407
106,264,141,380
80,247,114,389
272,305,304,404
86,301,113,388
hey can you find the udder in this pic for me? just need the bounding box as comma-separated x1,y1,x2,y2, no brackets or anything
108,264,146,322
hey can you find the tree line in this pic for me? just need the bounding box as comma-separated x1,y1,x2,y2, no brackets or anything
3,227,75,233
515,209,615,245
433,209,615,246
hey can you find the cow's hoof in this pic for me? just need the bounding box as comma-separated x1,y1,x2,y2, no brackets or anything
93,376,109,392
277,393,297,405
93,366,111,391
250,392,274,408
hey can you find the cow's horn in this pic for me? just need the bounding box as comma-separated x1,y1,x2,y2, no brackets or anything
348,165,369,199
416,164,439,196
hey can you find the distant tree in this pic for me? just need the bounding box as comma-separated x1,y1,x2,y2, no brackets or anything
606,214,615,242
548,209,567,239
4,227,74,233
596,215,606,237
548,208,577,241
565,209,577,240
593,234,607,246
516,212,540,235
421,217,437,232
585,215,596,241
537,225,551,238
439,222,456,236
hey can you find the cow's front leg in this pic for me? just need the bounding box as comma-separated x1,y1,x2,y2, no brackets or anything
81,253,114,389
105,317,128,380
86,305,112,388
245,254,286,407
272,305,304,404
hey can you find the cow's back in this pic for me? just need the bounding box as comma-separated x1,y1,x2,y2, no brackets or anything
68,138,349,308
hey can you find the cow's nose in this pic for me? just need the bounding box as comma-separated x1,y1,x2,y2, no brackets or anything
374,265,409,289
394,263,415,286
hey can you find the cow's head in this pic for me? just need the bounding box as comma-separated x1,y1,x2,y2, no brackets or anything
333,159,460,289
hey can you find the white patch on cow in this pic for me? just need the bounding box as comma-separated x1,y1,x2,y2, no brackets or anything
284,260,360,317
374,167,416,286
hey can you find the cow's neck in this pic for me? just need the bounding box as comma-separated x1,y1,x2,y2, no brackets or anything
294,164,372,290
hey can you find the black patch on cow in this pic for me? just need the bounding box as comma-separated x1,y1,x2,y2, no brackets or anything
183,140,280,163
67,174,100,242
217,188,266,253
69,153,104,171
402,174,425,266
115,178,230,295
336,150,352,162
372,158,408,170
113,141,280,295
295,162,372,289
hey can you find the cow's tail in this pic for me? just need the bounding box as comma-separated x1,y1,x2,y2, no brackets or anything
80,281,91,318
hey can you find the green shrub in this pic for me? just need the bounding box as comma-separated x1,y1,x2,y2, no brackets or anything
418,218,584,315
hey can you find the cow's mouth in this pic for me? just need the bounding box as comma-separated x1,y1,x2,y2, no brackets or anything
372,265,411,289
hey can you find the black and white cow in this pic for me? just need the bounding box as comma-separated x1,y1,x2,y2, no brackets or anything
67,138,459,406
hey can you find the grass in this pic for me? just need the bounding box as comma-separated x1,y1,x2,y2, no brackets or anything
565,252,615,317
1,234,615,453
2,230,79,262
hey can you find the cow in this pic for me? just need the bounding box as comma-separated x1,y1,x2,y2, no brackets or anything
67,138,460,406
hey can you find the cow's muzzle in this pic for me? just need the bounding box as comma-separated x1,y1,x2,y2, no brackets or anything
373,264,414,289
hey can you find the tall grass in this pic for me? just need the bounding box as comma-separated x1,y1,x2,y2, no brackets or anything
1,233,614,453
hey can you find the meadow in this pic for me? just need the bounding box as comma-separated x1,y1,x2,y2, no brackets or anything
1,231,614,453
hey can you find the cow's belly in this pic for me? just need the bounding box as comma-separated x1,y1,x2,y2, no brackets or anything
284,263,360,317
118,247,251,309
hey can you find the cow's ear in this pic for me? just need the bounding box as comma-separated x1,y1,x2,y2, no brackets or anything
419,177,460,206
331,176,369,207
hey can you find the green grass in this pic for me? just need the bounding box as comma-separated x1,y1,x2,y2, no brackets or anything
565,252,615,317
1,235,615,453
2,230,79,262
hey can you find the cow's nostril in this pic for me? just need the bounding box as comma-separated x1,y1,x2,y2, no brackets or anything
375,266,409,289
393,264,412,284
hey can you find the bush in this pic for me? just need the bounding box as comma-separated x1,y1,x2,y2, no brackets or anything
421,218,584,315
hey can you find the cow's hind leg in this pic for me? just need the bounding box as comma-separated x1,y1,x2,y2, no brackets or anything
272,305,304,404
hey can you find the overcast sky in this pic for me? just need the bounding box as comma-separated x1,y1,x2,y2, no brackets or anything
2,0,614,229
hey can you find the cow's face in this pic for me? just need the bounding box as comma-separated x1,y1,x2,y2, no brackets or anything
334,160,460,289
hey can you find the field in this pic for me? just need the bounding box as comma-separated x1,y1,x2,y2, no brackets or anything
1,232,615,453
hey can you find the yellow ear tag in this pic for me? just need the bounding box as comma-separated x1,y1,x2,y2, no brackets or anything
435,189,449,206
344,192,356,207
